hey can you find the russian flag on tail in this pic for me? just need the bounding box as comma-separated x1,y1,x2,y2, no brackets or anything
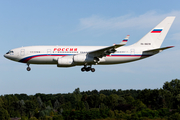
151,29,163,33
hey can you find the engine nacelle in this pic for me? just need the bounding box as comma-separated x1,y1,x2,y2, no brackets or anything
57,56,75,67
73,54,94,63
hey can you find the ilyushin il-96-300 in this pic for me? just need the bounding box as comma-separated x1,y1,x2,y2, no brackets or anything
4,16,175,72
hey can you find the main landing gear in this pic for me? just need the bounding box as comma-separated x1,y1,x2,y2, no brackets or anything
81,65,95,72
26,64,31,71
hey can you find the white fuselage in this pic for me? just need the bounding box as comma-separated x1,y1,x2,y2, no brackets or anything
4,45,153,66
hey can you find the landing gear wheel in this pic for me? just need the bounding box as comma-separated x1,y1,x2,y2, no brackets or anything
81,67,85,72
27,67,31,71
91,68,95,72
86,67,91,72
81,65,95,72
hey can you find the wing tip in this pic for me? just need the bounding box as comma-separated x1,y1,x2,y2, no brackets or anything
167,46,174,48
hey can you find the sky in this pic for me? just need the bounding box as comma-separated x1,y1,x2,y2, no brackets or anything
0,0,180,95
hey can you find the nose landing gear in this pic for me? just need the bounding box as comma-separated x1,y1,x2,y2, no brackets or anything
27,64,31,71
81,65,95,72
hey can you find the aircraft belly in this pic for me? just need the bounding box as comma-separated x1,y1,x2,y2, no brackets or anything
100,56,141,64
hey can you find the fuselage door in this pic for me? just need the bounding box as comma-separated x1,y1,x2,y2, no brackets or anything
47,49,51,56
131,49,135,55
20,49,25,56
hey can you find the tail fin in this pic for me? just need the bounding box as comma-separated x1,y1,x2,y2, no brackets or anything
131,16,175,48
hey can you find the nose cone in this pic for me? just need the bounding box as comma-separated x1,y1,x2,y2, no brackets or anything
4,54,8,59
4,52,18,62
4,54,11,60
4,53,14,61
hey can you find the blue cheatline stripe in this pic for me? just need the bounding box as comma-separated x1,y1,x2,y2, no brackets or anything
19,54,74,63
19,54,153,63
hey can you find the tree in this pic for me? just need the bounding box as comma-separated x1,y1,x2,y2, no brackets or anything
163,79,180,95
37,96,43,109
58,95,64,105
84,101,89,110
0,108,10,120
46,100,53,108
0,97,4,108
53,115,63,120
176,94,180,108
99,94,106,103
81,93,88,102
54,100,60,110
125,95,135,105
60,102,71,111
73,88,82,102
39,106,53,118
25,101,36,118
91,89,98,94
3,95,18,118
137,89,152,107
164,90,174,108
133,100,147,111
16,100,25,117
39,115,52,120
75,101,85,110
104,94,119,109
29,117,38,120
169,112,180,120
15,94,29,101
87,94,100,108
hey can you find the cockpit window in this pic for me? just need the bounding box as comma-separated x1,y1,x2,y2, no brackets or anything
6,50,14,54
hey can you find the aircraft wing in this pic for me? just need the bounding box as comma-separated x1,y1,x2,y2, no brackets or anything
88,35,129,58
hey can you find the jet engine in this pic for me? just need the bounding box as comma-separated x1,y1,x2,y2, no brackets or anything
57,56,75,67
73,54,94,63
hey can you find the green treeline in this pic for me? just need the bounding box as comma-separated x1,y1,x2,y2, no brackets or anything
1,79,180,120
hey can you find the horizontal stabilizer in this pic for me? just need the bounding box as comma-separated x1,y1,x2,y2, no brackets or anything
144,46,174,53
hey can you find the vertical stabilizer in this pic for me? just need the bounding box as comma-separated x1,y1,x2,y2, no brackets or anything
131,16,175,48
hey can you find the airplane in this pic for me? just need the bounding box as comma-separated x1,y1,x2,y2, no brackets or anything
4,16,175,72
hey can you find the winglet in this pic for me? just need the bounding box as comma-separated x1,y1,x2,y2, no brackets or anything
120,35,129,45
